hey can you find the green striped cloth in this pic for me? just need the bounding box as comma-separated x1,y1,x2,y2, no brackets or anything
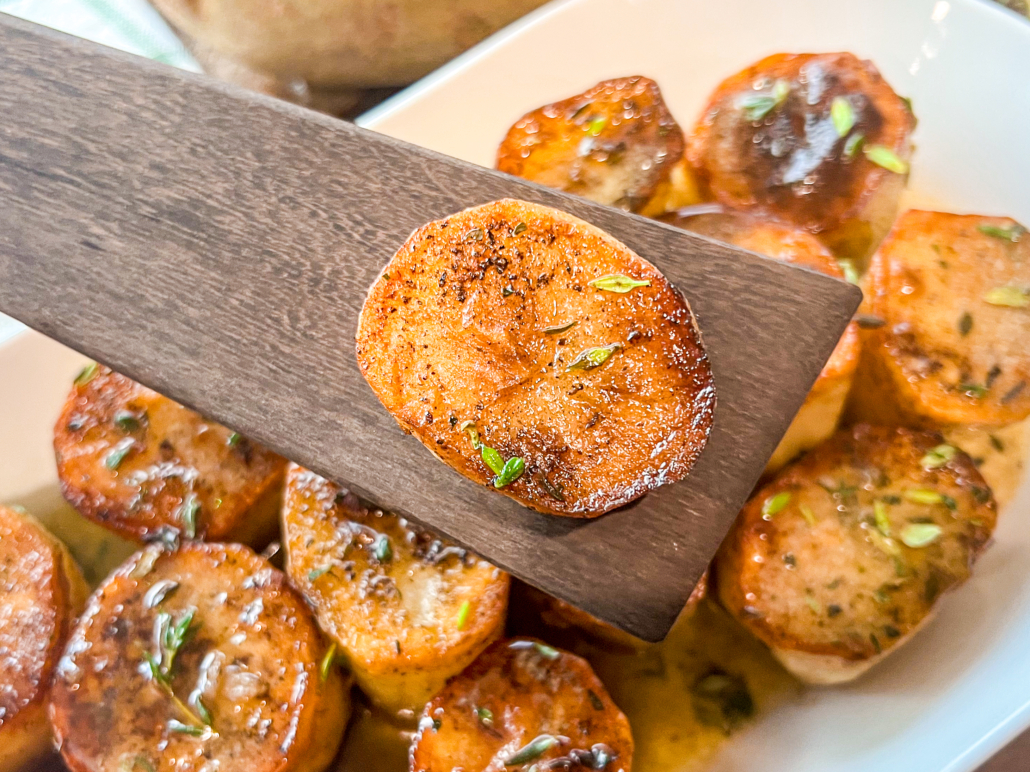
0,0,197,69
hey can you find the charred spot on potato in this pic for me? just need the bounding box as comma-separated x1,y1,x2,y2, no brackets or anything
356,199,714,517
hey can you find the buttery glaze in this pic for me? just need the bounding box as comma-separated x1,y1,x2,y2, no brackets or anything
687,52,914,258
356,198,715,517
496,76,685,213
49,542,350,772
716,425,997,684
850,211,1030,428
281,464,509,715
54,366,286,545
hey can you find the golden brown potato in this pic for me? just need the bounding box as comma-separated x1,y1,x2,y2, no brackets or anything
54,365,286,545
49,541,349,772
497,77,686,213
356,199,715,517
411,638,633,772
849,211,1030,428
0,506,88,771
663,210,861,471
715,425,996,684
281,464,509,715
687,53,915,261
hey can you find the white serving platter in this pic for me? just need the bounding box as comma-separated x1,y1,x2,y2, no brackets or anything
359,1,1030,770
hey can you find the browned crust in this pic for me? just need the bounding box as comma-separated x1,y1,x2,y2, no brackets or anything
0,506,85,763
355,199,715,517
49,542,348,772
715,425,996,662
687,53,914,237
54,366,286,544
411,637,633,772
497,76,685,212
851,210,1030,427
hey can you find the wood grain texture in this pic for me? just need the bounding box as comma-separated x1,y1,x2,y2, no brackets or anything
976,728,1030,771
0,13,860,640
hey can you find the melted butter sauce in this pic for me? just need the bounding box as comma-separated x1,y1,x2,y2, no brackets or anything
29,422,1027,772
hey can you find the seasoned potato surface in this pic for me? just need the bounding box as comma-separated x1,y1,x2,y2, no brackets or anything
356,199,715,516
664,210,860,471
716,425,996,683
850,211,1030,427
55,366,286,544
411,638,633,772
0,506,88,771
49,542,349,772
688,53,914,259
497,76,685,212
281,464,509,714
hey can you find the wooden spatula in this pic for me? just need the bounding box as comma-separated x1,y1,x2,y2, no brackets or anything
0,14,860,640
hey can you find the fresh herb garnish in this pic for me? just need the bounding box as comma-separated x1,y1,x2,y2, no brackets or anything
308,566,331,581
177,493,200,539
566,343,620,372
864,145,909,174
509,640,561,660
904,489,944,505
900,523,943,548
494,457,525,489
74,362,99,386
543,321,578,335
959,312,973,336
959,382,989,399
227,432,241,447
504,735,558,766
690,668,754,735
105,438,134,470
983,286,1030,308
737,79,790,122
587,117,608,136
513,221,528,235
921,444,957,470
373,535,393,563
855,314,885,329
167,720,206,736
799,504,817,526
464,227,484,242
830,96,856,137
456,600,471,630
588,690,605,711
476,706,494,726
320,642,337,682
113,410,142,432
838,258,860,285
589,274,651,293
761,492,791,519
192,696,213,727
990,435,1005,452
843,132,865,159
120,755,156,772
874,500,892,538
144,609,208,730
978,223,1026,243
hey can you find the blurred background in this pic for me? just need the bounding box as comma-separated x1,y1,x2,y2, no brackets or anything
2,0,1026,120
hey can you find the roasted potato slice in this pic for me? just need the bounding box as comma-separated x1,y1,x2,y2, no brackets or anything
356,199,715,517
663,210,861,471
281,464,509,715
411,638,633,772
49,541,349,772
715,424,996,684
687,53,915,261
849,211,1030,428
0,505,88,771
55,365,287,545
496,77,685,213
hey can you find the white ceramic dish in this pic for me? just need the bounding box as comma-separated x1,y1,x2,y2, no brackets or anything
357,0,1030,770
2,1,1028,770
